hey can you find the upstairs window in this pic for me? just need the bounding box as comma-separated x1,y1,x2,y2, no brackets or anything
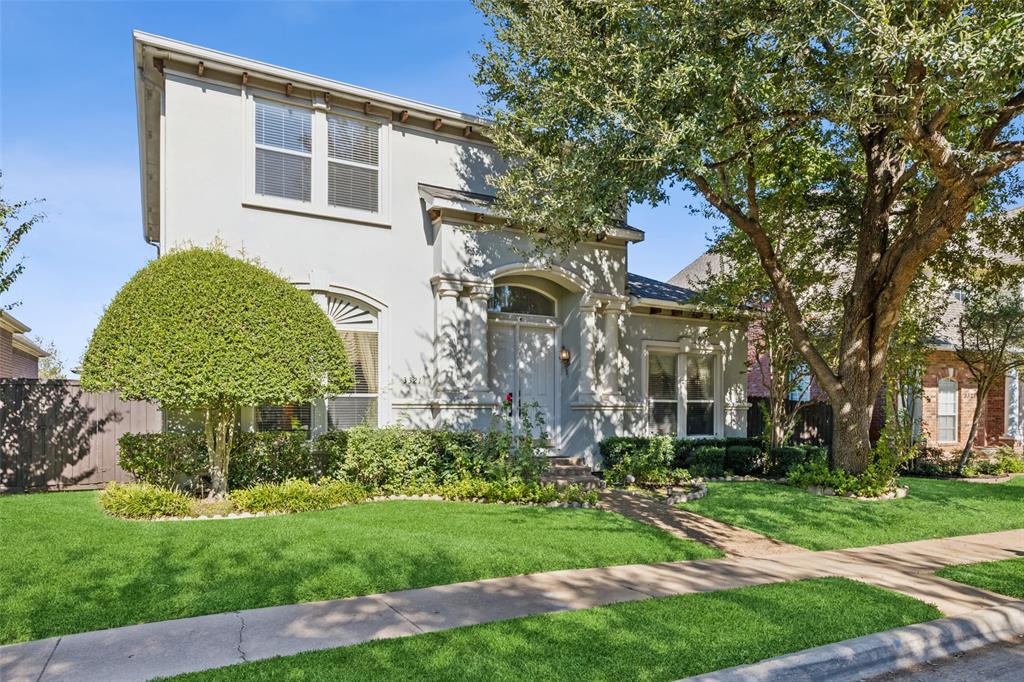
254,100,311,202
328,115,380,213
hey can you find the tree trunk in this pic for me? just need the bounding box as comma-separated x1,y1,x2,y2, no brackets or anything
957,384,988,475
830,391,875,475
770,394,787,449
205,404,235,497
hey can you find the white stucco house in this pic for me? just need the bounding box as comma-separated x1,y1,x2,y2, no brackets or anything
132,32,749,466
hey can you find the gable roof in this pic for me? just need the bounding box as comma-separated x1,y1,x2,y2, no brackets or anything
626,273,698,305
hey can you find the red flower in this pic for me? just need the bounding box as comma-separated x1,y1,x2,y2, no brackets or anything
504,392,513,405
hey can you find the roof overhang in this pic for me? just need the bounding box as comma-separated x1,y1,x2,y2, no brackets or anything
418,183,645,245
12,334,48,359
0,310,30,335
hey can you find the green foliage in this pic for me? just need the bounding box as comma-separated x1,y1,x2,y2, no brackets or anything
1,177,44,307
673,437,764,468
339,426,484,491
99,483,193,519
118,433,208,490
963,447,1024,477
599,436,674,483
229,432,320,490
428,477,598,506
689,446,726,478
232,479,370,514
81,247,353,406
765,446,819,478
479,398,551,483
787,461,898,499
724,446,761,476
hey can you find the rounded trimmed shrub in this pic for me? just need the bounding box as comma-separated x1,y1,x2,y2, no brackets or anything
100,482,193,519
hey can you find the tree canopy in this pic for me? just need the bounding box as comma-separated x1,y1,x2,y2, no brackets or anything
475,0,1024,473
81,247,353,406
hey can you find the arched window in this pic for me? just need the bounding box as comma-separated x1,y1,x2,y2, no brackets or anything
488,285,555,316
937,378,958,443
324,294,379,430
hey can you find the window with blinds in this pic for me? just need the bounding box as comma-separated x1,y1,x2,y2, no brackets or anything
937,378,958,442
255,100,311,202
327,329,379,430
647,352,678,435
685,356,715,436
327,115,380,212
256,403,311,434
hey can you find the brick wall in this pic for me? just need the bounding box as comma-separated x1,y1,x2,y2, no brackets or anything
921,350,1010,451
0,329,12,378
745,321,828,401
10,349,38,379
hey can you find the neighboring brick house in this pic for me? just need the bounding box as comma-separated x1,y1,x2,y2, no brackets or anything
0,311,49,379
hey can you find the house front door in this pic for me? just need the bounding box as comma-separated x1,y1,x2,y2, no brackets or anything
488,316,558,445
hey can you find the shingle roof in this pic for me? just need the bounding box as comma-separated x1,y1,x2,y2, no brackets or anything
627,273,698,304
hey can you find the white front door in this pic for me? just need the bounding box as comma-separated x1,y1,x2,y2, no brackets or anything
488,317,558,444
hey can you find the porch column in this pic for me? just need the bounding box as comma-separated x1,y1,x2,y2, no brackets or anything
601,301,626,397
1008,368,1021,442
578,296,598,401
467,283,493,396
434,278,463,398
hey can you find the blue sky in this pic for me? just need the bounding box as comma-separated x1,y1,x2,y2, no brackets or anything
0,1,717,373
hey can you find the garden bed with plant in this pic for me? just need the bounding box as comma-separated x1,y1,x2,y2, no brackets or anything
906,445,1024,480
105,422,598,520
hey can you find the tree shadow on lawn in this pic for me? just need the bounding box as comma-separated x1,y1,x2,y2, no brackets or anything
1,498,703,643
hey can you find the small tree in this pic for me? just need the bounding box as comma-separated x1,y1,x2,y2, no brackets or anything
1,176,44,309
33,336,67,380
81,247,353,495
954,279,1024,473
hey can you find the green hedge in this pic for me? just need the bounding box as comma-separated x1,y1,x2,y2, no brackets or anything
100,482,193,519
338,426,485,491
598,436,675,483
724,445,761,476
690,446,726,477
673,437,763,469
232,479,370,513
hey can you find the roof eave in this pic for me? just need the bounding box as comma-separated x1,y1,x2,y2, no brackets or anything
12,334,48,359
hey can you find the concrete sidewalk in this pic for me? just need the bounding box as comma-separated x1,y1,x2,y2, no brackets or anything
2,528,1021,682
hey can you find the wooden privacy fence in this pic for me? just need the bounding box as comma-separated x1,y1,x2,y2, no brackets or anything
0,380,161,492
747,397,834,447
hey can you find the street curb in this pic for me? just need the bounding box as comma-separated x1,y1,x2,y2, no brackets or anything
679,600,1024,682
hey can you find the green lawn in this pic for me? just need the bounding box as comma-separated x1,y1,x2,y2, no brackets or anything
682,477,1024,550
937,558,1024,599
166,578,940,682
0,491,716,644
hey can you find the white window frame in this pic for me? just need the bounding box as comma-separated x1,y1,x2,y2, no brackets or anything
1005,369,1021,438
242,88,391,226
642,343,723,438
253,99,313,203
937,377,958,444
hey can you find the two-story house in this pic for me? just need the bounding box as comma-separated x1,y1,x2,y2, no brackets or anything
132,32,749,465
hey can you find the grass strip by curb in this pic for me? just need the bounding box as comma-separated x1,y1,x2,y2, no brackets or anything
937,557,1024,599
164,578,940,681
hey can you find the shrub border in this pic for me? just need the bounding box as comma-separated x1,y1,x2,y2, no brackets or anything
803,485,910,501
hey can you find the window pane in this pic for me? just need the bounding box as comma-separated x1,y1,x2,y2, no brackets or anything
328,162,379,212
488,285,555,316
328,116,379,165
649,401,677,435
686,355,714,400
338,330,379,393
686,402,715,436
256,148,311,201
256,404,311,433
938,380,957,413
327,396,378,430
255,100,311,153
938,415,956,442
647,353,677,400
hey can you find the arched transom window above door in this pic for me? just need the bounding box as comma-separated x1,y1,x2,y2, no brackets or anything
488,285,555,316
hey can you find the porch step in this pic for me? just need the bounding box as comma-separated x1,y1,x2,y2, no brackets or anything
545,465,593,477
539,475,606,491
548,456,585,467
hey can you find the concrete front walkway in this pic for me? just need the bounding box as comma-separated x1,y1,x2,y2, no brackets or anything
2,529,1021,682
599,489,807,557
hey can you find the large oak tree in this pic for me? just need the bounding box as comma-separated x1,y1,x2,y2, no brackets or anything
474,0,1024,473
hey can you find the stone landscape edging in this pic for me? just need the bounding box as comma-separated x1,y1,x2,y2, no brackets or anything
803,485,909,501
110,493,598,522
678,599,1024,682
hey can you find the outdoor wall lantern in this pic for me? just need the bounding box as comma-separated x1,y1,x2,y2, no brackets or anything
559,346,571,373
